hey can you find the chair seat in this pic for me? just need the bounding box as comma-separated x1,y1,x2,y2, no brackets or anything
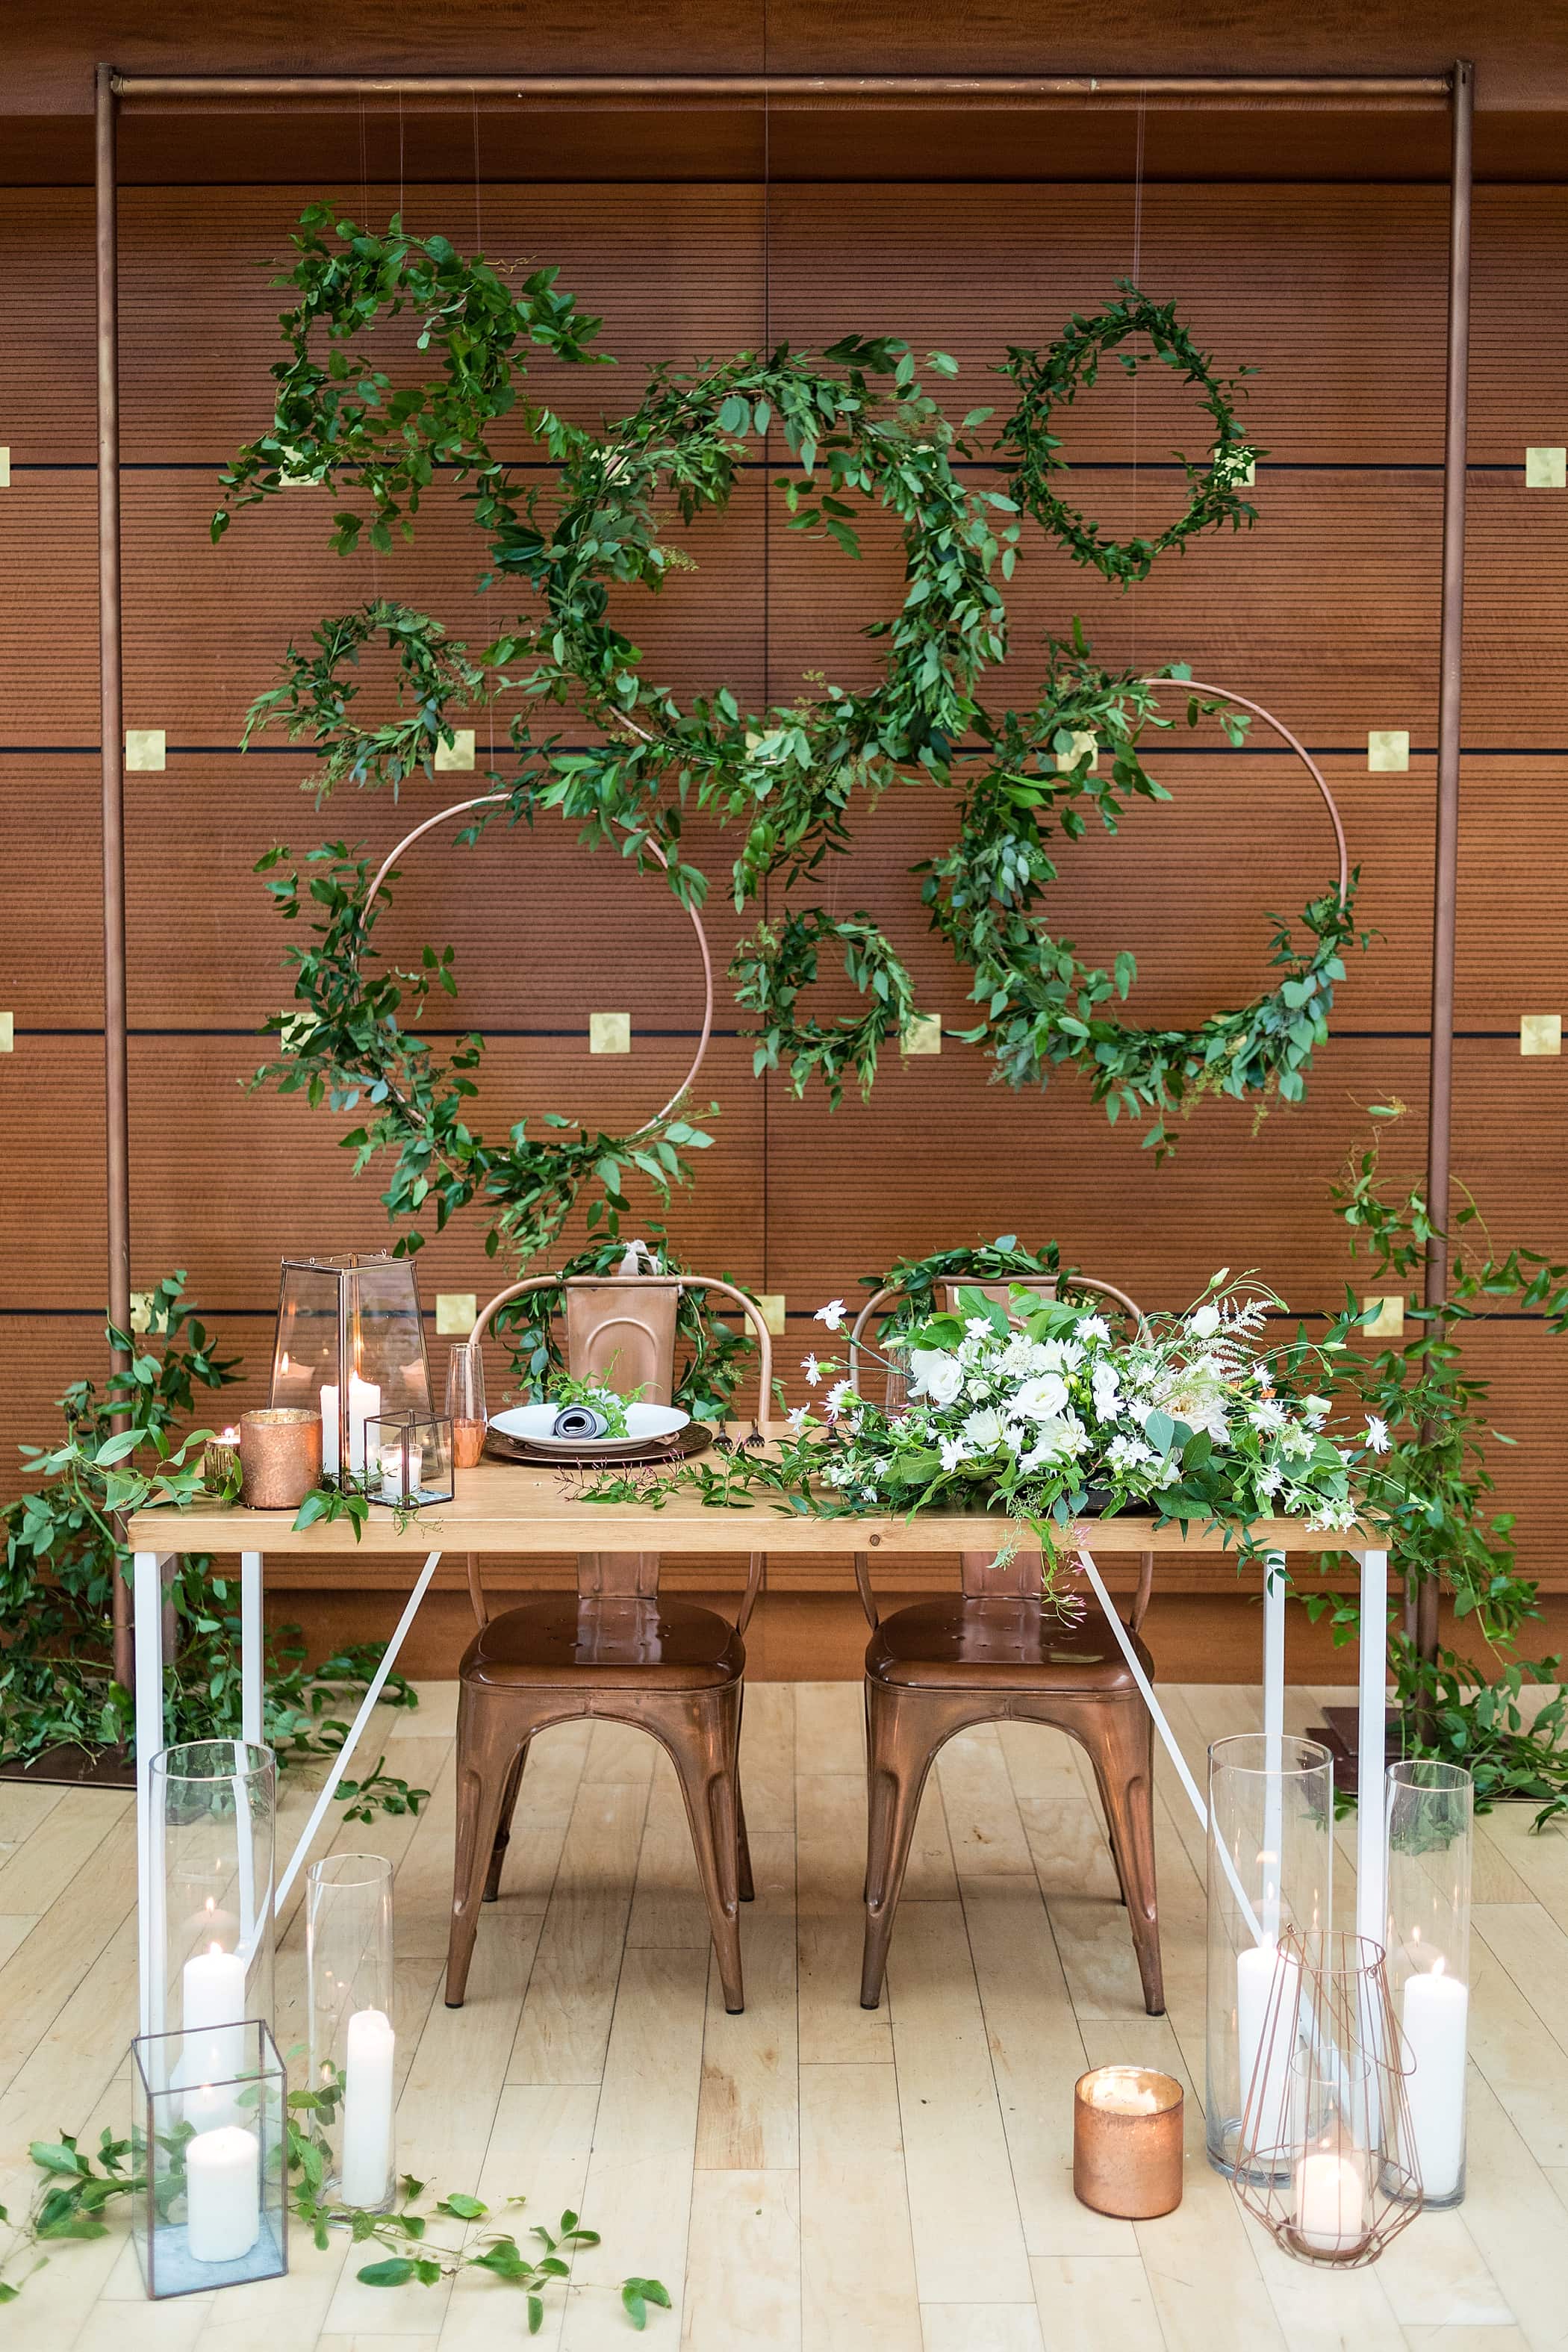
867,1596,1150,1691
462,1596,744,1692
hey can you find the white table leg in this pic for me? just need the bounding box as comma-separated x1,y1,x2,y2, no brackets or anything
240,1550,264,1746
134,1549,172,2043
1356,1547,1390,1948
274,1550,443,1910
1263,1550,1287,1940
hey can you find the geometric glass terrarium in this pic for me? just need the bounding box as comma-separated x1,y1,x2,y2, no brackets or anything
130,2019,287,2297
270,1253,432,1488
364,1410,455,1507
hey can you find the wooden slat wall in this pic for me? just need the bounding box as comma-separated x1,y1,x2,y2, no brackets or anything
2,153,1566,1618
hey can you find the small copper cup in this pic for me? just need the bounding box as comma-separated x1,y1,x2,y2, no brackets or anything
1073,2065,1184,2218
239,1407,323,1510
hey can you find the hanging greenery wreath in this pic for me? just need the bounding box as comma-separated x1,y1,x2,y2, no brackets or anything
219,207,1361,1257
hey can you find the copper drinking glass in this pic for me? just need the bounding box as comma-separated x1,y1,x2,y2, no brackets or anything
445,1344,488,1470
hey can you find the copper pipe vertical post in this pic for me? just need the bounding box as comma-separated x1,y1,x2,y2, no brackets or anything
96,63,134,1691
1413,60,1473,1664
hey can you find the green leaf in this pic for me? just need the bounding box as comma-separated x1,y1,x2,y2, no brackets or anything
358,2257,417,2287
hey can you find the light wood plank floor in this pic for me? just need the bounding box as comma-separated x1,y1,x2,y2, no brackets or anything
1,1681,1565,2351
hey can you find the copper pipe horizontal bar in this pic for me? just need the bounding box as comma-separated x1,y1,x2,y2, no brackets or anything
111,70,1455,111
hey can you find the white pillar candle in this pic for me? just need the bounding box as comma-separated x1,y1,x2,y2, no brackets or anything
1236,1941,1301,2156
184,2079,240,2135
320,1376,381,1476
185,2124,261,2264
1401,1961,1469,2199
181,1941,247,2082
1293,2147,1368,2254
339,2007,396,2208
379,1441,423,1503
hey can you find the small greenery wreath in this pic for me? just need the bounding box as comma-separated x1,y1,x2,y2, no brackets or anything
219,208,1359,1258
996,283,1260,585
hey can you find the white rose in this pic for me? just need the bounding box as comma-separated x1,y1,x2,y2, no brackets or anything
1013,1372,1070,1421
908,1348,964,1407
1190,1303,1222,1339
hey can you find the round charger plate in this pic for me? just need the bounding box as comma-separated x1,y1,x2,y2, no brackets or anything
489,1401,689,1455
482,1419,717,1469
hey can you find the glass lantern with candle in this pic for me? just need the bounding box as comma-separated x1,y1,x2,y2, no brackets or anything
1205,1732,1334,2179
1386,1758,1472,2206
151,1740,276,2074
305,1852,396,2211
269,1253,433,1492
130,2019,287,2296
364,1411,454,1509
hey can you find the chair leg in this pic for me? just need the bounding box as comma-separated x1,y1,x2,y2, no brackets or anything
1083,1693,1164,2016
665,1688,746,2014
861,1680,958,2011
734,1686,754,1903
483,1742,529,1903
735,1770,754,1904
447,1688,529,2009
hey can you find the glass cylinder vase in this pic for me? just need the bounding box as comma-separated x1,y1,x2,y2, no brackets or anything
1206,1732,1334,2177
1385,1758,1472,2206
306,1851,396,2211
151,1740,275,2082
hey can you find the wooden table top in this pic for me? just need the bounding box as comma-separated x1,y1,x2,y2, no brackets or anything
128,1437,1378,1558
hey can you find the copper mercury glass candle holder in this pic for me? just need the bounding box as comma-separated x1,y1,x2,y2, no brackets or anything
1073,2065,1184,2218
237,1407,322,1509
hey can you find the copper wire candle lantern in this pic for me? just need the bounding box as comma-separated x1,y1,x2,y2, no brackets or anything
237,1408,321,1509
269,1254,432,1490
1073,2066,1184,2218
1231,1929,1422,2266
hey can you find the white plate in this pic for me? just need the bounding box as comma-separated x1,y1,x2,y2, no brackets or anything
489,1402,690,1455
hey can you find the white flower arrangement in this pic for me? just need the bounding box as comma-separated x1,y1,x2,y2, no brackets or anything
785,1274,1370,1566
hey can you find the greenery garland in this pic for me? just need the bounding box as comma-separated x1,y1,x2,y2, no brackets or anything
218,208,1358,1254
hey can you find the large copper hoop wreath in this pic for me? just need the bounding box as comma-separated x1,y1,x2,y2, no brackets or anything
250,795,718,1264
364,792,715,1133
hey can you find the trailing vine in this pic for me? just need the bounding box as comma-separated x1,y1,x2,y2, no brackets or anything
1315,1106,1568,1823
217,208,1359,1259
0,1278,424,1820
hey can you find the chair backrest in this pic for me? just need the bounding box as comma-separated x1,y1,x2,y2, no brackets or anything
848,1265,1143,1384
460,1266,775,1611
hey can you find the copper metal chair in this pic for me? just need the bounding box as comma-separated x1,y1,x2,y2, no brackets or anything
848,1270,1164,2016
444,1264,773,2015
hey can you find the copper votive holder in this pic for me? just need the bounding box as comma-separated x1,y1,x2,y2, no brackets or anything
202,1427,241,1491
1073,2065,1184,2219
239,1407,323,1510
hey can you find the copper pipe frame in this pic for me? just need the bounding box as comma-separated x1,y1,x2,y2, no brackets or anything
90,55,1474,1692
96,63,134,1690
110,71,1454,109
1412,59,1475,1664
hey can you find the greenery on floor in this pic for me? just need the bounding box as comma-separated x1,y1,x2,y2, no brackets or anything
0,2121,668,2327
1313,1108,1568,1824
0,1276,423,1819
